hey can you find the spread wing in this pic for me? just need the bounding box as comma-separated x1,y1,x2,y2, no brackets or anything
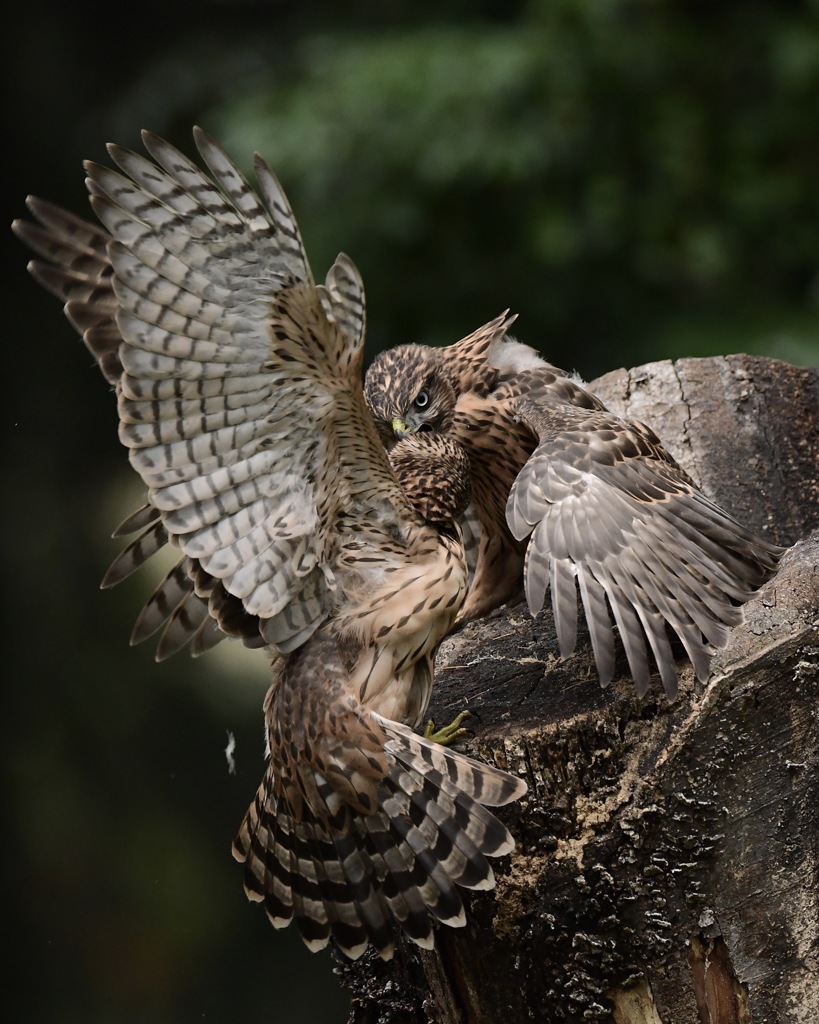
506,397,783,698
18,127,410,655
15,197,241,658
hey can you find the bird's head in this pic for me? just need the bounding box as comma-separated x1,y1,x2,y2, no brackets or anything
364,344,458,448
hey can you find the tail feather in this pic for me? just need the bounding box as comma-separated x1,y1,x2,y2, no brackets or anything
381,717,527,807
319,823,394,959
358,822,436,948
391,765,496,891
233,719,526,959
308,775,395,958
379,786,466,928
236,792,294,923
287,822,332,953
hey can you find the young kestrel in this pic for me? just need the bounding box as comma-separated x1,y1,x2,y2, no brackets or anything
364,316,784,699
14,129,526,960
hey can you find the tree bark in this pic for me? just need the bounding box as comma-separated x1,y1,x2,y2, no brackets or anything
337,355,819,1024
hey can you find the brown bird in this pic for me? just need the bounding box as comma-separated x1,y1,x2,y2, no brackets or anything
364,316,785,699
13,128,527,959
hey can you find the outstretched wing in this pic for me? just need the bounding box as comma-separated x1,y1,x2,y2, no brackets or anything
20,128,409,654
506,396,783,698
15,197,124,382
15,197,237,658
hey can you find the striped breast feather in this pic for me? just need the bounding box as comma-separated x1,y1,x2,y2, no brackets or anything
78,128,404,651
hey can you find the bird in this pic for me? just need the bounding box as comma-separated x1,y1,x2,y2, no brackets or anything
13,127,527,960
363,317,785,699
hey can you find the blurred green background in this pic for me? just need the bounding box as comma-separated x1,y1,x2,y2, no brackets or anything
3,1,818,1022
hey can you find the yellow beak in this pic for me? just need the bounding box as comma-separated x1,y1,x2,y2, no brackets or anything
392,417,413,438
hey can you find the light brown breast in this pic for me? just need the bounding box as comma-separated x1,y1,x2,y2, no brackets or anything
452,392,537,534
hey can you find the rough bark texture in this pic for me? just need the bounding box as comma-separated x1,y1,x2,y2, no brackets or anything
337,355,819,1024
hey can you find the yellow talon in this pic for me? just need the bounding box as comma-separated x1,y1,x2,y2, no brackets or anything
423,710,473,746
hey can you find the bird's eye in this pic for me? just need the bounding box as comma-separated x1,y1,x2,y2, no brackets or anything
414,389,430,409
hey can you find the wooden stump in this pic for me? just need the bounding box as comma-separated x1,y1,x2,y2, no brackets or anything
338,356,819,1024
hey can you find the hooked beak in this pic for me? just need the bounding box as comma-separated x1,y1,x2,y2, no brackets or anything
392,417,414,439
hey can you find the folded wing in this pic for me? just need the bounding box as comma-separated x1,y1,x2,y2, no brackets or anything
506,396,784,698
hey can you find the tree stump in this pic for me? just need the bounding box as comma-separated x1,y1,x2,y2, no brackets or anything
337,355,819,1024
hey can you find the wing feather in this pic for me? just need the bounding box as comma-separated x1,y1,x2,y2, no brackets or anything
508,399,783,696
97,128,407,638
14,197,123,381
19,128,412,657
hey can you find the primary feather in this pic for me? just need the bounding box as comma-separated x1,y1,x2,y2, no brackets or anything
14,128,527,959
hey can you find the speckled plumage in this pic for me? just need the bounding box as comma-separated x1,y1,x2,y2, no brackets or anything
14,129,526,959
364,317,785,699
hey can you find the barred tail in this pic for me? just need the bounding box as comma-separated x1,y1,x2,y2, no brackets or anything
232,719,526,961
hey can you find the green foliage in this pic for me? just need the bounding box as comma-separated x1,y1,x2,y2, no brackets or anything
197,0,819,374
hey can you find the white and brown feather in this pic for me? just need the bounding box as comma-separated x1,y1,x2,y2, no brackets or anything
364,318,784,699
14,129,527,960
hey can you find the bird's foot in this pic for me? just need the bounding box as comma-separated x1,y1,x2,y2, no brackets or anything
422,710,473,746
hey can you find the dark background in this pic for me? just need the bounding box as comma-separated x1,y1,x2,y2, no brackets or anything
3,2,817,1022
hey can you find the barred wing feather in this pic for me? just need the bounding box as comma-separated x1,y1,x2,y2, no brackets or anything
507,398,783,698
86,128,405,651
19,127,404,655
